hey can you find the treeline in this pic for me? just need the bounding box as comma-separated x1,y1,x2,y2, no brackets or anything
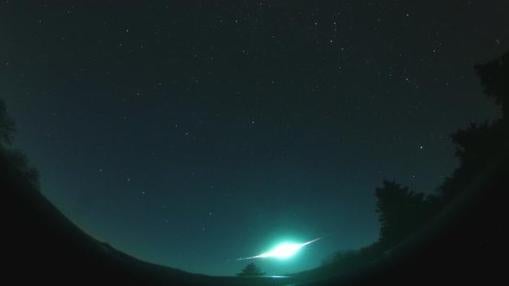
324,50,509,268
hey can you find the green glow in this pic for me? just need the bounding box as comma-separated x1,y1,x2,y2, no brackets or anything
238,237,321,261
259,242,305,260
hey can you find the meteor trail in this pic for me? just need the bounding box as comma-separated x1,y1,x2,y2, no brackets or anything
238,237,321,261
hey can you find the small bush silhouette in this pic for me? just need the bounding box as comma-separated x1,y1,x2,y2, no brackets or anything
237,263,265,277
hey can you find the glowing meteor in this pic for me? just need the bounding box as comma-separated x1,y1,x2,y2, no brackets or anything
238,237,321,261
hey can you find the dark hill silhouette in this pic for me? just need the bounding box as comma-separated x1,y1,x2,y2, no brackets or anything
3,146,297,286
1,100,293,286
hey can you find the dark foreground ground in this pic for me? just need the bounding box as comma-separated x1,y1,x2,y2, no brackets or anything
4,152,506,286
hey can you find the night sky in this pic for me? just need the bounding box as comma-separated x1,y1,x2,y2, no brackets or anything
1,0,508,276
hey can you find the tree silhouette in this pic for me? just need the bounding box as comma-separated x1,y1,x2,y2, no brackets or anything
440,51,509,203
237,262,265,277
439,121,506,202
375,180,438,249
0,98,39,190
0,99,15,147
475,51,509,117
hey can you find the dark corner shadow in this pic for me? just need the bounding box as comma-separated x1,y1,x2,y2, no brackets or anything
298,151,507,286
3,148,299,286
